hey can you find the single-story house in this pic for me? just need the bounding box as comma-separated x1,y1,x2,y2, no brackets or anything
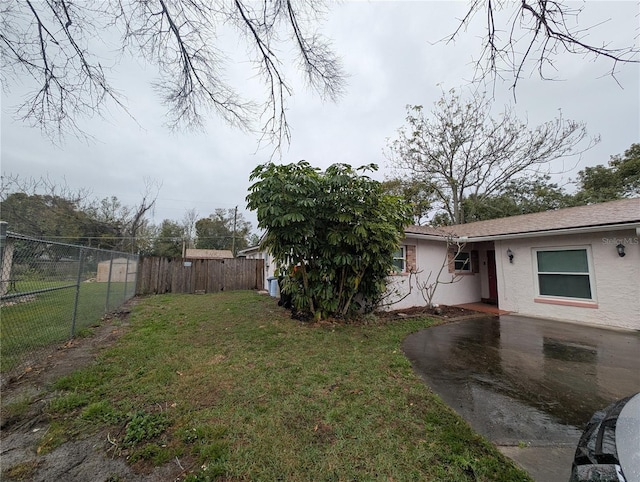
240,198,639,330
391,198,639,330
184,248,234,259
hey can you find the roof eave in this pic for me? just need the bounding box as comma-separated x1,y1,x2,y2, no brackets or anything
403,232,450,241
404,222,640,243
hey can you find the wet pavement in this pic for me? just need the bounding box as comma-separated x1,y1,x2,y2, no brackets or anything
402,315,640,482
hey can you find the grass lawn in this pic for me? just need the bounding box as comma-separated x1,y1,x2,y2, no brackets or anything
29,291,531,481
1,281,132,372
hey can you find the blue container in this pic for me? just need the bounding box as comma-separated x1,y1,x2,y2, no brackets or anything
267,276,279,297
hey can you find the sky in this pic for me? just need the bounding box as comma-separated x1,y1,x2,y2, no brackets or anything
2,1,639,233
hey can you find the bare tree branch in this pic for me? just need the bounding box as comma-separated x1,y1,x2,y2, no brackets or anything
1,0,346,151
0,173,92,204
386,88,598,225
447,1,640,90
0,1,129,142
5,1,632,146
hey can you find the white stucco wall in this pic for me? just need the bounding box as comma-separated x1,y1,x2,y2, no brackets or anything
495,229,640,330
384,238,482,310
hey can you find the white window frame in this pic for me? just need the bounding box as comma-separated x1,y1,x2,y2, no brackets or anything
454,251,472,273
533,246,596,301
392,247,406,273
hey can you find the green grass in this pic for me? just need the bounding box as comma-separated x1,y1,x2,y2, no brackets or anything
1,281,132,372
27,292,532,481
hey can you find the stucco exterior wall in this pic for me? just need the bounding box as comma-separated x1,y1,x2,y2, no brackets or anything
384,238,482,310
495,229,640,330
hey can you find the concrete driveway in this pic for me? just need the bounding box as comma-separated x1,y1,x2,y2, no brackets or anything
402,315,640,482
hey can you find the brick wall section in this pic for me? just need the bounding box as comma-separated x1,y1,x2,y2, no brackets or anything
406,245,416,272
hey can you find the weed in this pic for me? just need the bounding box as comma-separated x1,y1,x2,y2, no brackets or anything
177,425,227,445
75,327,93,338
52,365,113,391
48,391,90,413
81,400,122,424
123,411,170,448
4,460,41,480
104,476,125,482
129,443,173,465
37,422,68,454
2,396,32,419
184,463,226,482
196,441,228,465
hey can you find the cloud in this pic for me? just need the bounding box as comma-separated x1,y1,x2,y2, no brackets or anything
2,1,638,231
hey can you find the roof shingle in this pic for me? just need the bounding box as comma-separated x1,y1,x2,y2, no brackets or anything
405,198,640,239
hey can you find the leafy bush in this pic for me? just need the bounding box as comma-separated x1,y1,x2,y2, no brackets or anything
247,162,411,319
123,411,169,447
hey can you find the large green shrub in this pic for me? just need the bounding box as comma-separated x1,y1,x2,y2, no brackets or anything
247,161,411,320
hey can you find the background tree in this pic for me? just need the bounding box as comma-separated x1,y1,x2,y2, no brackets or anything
247,233,261,247
456,176,576,224
1,174,159,252
0,191,114,246
573,143,640,204
152,220,184,257
133,223,158,256
84,179,160,252
195,208,252,254
181,208,199,251
0,175,116,246
246,161,412,320
381,178,434,225
613,144,640,197
387,89,595,225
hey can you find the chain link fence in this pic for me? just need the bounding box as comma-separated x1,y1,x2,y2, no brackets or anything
0,222,138,382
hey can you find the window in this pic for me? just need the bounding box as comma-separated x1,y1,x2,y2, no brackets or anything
454,252,471,272
392,247,405,273
448,249,478,274
535,248,593,300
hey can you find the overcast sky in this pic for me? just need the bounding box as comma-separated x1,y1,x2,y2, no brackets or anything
2,1,639,232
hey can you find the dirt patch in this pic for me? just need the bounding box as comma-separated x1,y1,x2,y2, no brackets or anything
1,305,133,406
378,304,494,322
282,303,491,327
0,300,189,482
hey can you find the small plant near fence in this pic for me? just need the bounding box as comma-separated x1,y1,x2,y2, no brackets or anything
0,222,138,379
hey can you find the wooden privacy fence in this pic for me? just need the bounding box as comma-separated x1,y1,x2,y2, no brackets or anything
136,257,265,295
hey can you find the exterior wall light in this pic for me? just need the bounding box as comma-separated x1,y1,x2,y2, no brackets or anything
616,243,626,257
507,248,514,263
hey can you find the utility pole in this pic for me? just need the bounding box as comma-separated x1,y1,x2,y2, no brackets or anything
231,206,238,257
